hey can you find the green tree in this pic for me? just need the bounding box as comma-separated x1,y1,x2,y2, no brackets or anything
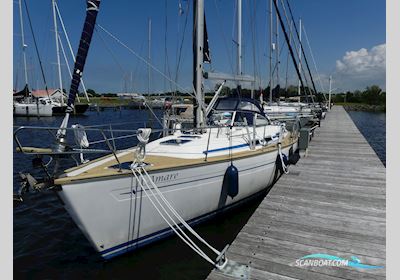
362,85,382,105
86,88,97,97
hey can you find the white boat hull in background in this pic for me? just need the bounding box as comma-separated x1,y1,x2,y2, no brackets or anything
58,143,296,259
14,102,53,117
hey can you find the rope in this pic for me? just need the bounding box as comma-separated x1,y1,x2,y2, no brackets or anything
129,130,228,268
130,166,228,268
72,124,89,163
277,125,289,174
135,128,152,163
72,124,89,148
137,128,151,145
141,168,221,256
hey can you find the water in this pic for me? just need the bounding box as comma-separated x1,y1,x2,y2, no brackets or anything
346,110,386,166
14,109,386,279
13,109,265,279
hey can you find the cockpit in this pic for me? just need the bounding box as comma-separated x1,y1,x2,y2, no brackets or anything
208,97,270,126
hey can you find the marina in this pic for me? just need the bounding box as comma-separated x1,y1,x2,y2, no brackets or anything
207,106,386,280
11,0,387,279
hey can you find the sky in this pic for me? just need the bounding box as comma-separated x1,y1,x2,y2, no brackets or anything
13,0,386,94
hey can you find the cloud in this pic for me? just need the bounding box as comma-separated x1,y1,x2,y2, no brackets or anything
334,44,385,91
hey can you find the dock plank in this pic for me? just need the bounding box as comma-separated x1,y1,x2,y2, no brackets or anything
207,106,386,280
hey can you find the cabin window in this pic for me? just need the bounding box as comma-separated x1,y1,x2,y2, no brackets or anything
255,114,269,125
238,101,261,113
160,139,192,145
234,112,254,126
215,99,238,111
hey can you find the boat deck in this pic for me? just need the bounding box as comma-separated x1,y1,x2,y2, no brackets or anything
55,130,297,185
207,106,386,280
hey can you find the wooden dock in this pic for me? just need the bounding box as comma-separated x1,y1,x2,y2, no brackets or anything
207,106,386,280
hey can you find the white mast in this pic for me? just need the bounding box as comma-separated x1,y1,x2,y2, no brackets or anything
195,0,204,128
328,75,332,111
148,18,152,96
237,0,242,79
297,18,302,102
52,0,64,105
275,0,279,92
269,0,273,103
18,0,28,88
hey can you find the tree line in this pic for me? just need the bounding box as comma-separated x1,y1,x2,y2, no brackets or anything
82,84,386,106
331,85,386,105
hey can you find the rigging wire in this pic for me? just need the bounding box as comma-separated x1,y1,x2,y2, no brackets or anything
163,0,171,92
272,0,309,102
247,0,259,93
94,27,127,76
284,20,293,93
23,0,50,98
174,0,190,95
285,0,321,101
213,0,235,75
55,2,90,101
14,52,22,90
277,0,314,103
131,40,146,93
58,33,81,102
302,24,326,93
96,24,200,104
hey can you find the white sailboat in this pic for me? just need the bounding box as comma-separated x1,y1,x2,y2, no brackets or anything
13,0,54,117
15,0,299,265
13,95,54,117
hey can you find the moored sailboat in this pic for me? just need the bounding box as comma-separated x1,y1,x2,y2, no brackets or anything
13,0,54,117
14,0,299,266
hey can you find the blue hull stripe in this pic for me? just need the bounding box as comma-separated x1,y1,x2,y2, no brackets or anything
203,143,250,154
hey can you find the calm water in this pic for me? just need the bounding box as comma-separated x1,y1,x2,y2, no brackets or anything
13,109,386,279
346,110,386,166
13,109,265,280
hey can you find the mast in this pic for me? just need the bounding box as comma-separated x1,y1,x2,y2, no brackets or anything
237,0,242,80
269,0,273,103
52,0,64,105
275,0,279,89
18,0,28,88
272,0,305,99
328,75,332,111
297,18,302,101
56,0,101,146
148,18,152,96
193,0,204,128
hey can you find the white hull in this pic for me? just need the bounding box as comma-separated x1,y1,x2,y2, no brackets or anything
14,102,53,117
264,105,312,114
58,142,296,259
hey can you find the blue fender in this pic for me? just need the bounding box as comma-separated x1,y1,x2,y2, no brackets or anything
223,165,239,199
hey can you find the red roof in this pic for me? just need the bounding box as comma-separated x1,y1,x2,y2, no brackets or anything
31,89,59,97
